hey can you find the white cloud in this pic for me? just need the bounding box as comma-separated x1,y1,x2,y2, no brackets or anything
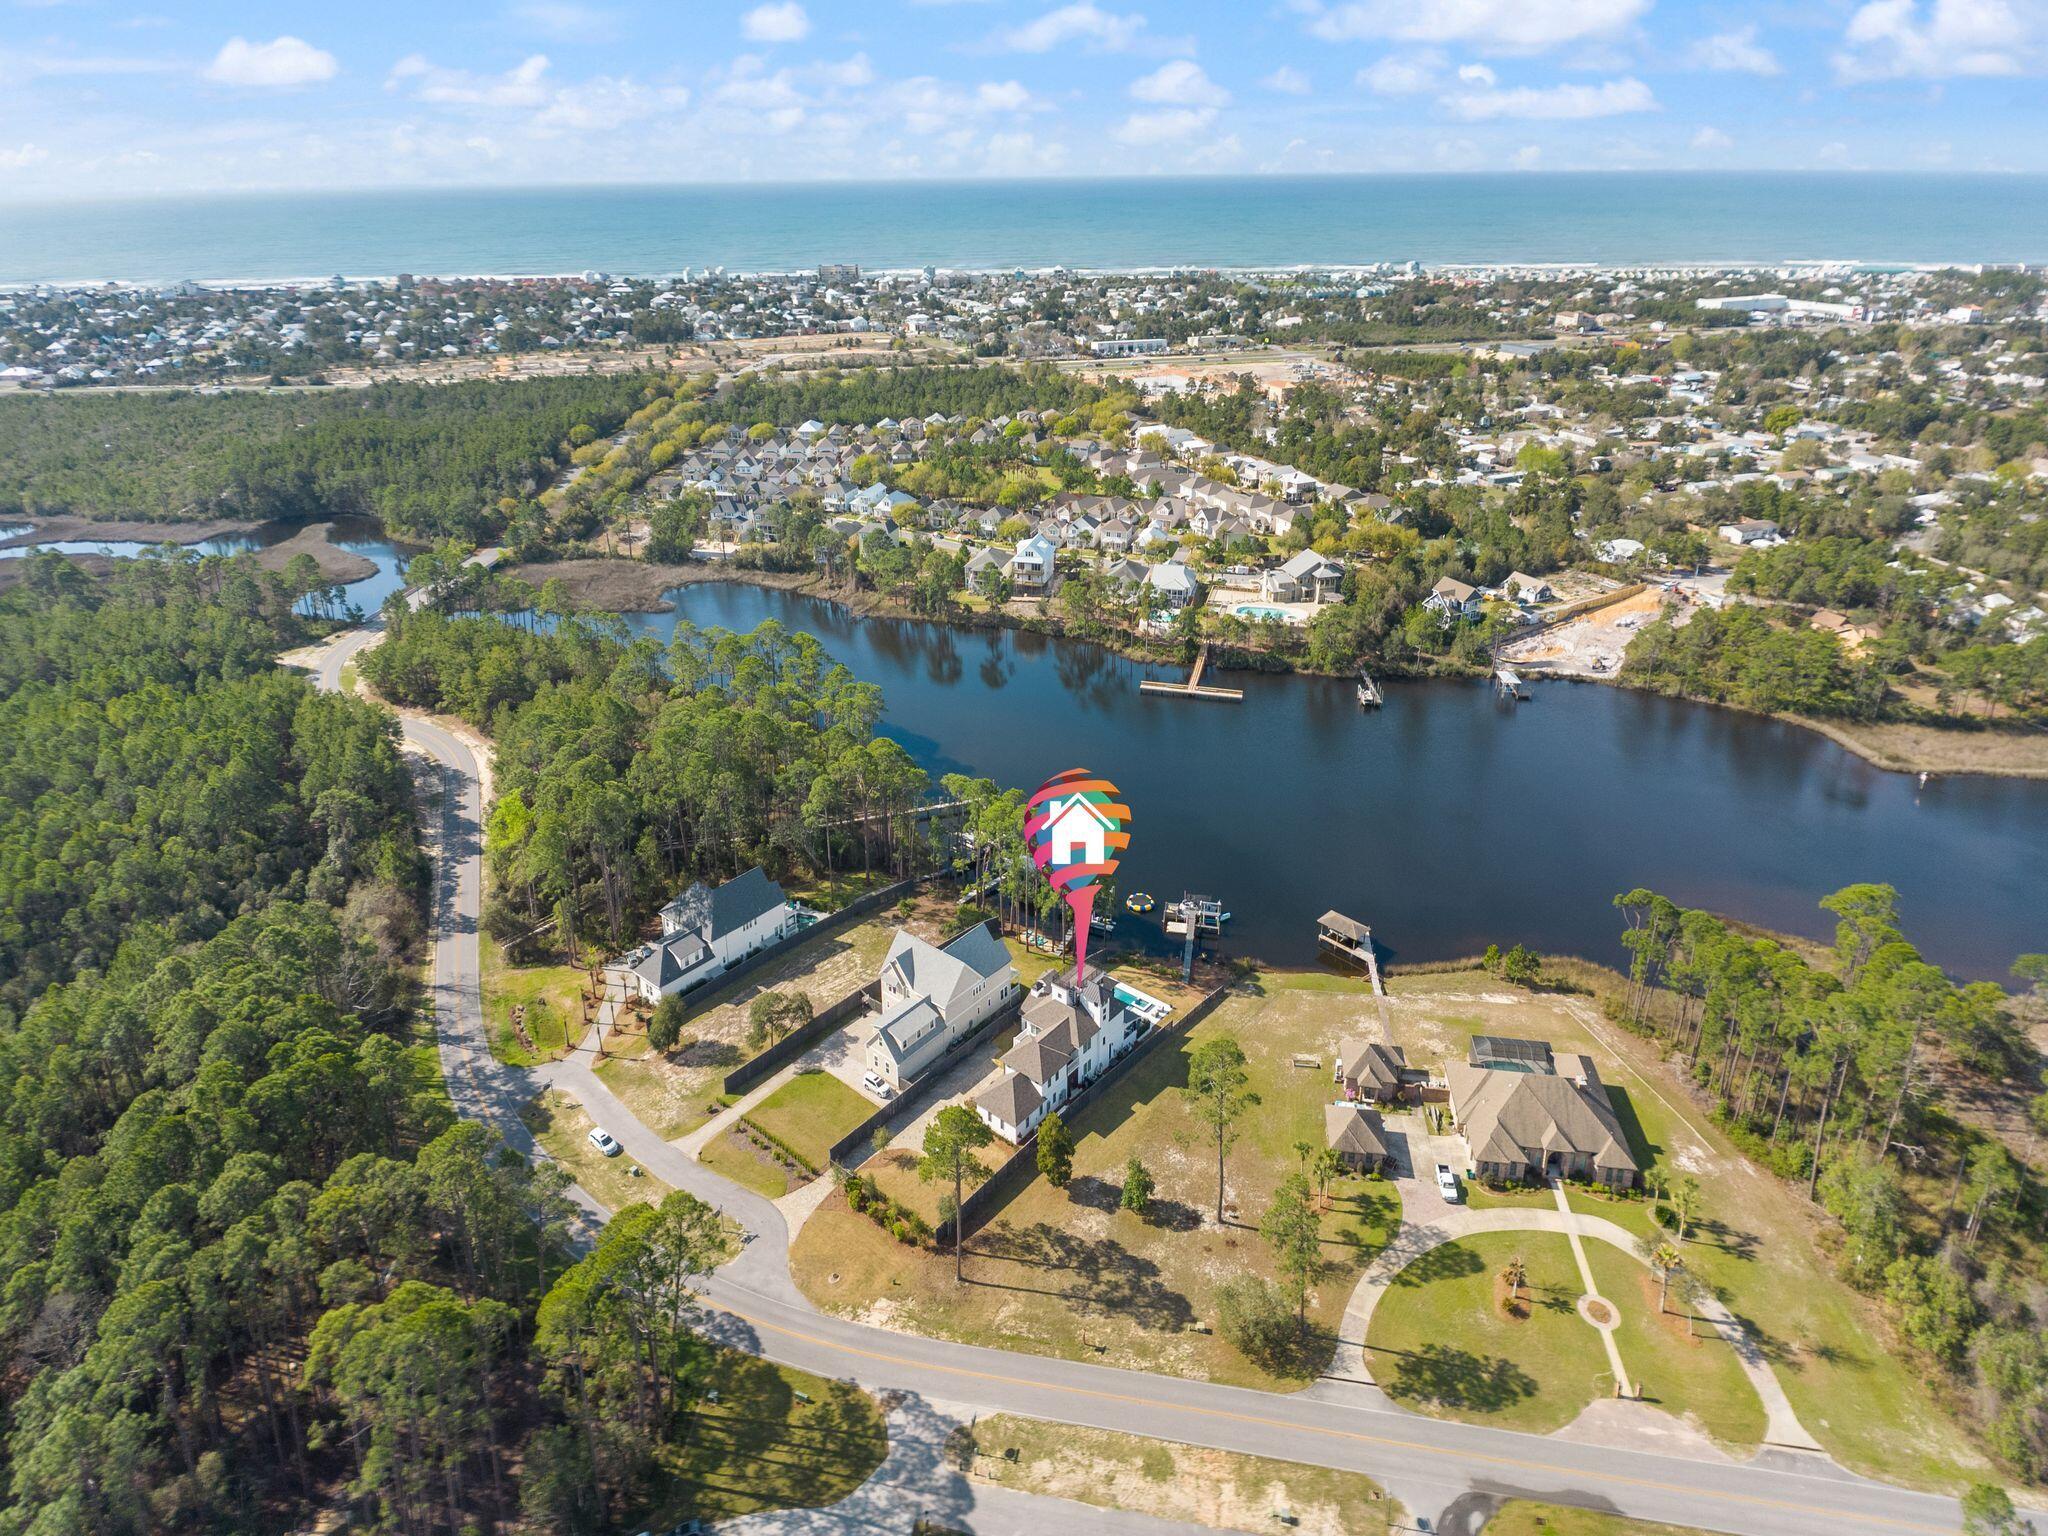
1358,50,1445,93
1834,0,2036,81
387,52,687,130
0,142,50,168
1510,143,1541,167
810,53,877,88
741,1,811,43
997,3,1152,53
1260,64,1312,94
1691,125,1733,149
203,35,338,87
975,79,1037,110
1114,105,1215,143
1130,58,1229,107
981,131,1069,174
1456,62,1495,86
1688,25,1779,74
1442,75,1656,119
1300,0,1648,54
389,53,553,108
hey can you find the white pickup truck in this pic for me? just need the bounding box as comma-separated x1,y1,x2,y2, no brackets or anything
1435,1162,1462,1202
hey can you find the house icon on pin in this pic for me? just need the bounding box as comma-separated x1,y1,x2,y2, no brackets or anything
1046,793,1114,866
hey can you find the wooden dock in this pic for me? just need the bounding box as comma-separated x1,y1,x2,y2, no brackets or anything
1494,666,1529,701
1140,642,1244,702
1356,671,1383,708
1318,910,1390,1029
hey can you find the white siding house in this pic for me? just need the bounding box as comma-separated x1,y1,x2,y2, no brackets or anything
608,867,797,1004
974,972,1149,1142
864,923,1019,1089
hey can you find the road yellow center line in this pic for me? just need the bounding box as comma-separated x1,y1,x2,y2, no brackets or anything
716,1300,1953,1536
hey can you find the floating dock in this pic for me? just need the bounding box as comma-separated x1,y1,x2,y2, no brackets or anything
1140,642,1244,702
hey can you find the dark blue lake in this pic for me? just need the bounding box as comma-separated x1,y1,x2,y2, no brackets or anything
623,581,2047,984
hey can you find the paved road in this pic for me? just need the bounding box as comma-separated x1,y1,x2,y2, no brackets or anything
308,624,1982,1536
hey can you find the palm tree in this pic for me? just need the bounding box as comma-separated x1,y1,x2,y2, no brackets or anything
1502,1255,1527,1307
1650,1243,1683,1314
1668,1176,1701,1243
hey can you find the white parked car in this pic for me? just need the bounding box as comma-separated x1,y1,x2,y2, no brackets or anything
588,1127,623,1157
1435,1162,1461,1202
861,1071,894,1099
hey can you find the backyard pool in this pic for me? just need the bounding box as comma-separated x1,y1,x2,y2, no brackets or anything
1232,603,1293,623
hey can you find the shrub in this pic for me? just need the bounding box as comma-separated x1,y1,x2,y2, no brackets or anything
1215,1276,1301,1373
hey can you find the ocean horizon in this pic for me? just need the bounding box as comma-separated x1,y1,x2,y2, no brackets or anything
3,172,2047,287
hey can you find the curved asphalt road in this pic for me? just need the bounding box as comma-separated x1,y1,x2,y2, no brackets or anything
311,623,1980,1536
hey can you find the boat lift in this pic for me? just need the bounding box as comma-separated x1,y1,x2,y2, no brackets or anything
1165,894,1228,983
1494,666,1529,701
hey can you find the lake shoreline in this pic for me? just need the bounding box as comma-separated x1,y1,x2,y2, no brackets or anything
0,513,260,548
0,517,379,591
511,557,2048,782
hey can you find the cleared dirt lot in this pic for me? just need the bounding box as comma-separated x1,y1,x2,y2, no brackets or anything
1499,586,1673,679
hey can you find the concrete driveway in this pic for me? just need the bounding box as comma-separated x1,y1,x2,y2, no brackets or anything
1379,1110,1465,1223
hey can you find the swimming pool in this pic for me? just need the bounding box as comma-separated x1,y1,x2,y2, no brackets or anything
1232,603,1291,622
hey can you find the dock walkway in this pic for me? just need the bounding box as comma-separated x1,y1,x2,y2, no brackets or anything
1318,909,1390,1030
1140,642,1244,702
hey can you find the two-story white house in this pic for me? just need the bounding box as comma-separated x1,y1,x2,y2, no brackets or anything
864,922,1018,1090
974,971,1149,1143
1011,534,1058,592
609,866,797,1004
1261,549,1345,605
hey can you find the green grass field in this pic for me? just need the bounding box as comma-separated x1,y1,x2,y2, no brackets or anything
1585,1242,1765,1449
1367,1233,1610,1433
699,1126,805,1200
480,946,584,1067
745,1069,878,1170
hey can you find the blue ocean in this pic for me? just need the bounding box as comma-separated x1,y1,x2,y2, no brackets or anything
2,173,2046,285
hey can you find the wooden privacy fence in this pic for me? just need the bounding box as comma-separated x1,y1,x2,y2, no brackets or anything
722,982,877,1095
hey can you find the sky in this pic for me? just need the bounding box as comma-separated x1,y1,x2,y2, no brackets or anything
1,0,2044,201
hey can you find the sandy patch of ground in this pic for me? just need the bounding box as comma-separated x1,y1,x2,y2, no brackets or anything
1498,586,1671,679
1550,1398,1736,1465
957,1415,1394,1536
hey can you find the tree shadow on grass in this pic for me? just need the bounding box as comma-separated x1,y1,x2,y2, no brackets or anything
1380,1343,1539,1415
971,1220,1197,1332
1390,1240,1486,1288
678,1038,743,1069
1604,1086,1663,1176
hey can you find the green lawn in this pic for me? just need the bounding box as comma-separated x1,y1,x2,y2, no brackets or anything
699,1124,805,1200
1366,1232,1609,1433
960,1413,1392,1536
793,971,1403,1391
1585,1242,1765,1449
627,1350,888,1527
745,1069,877,1170
523,1090,671,1212
1486,1502,1713,1536
480,945,584,1067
